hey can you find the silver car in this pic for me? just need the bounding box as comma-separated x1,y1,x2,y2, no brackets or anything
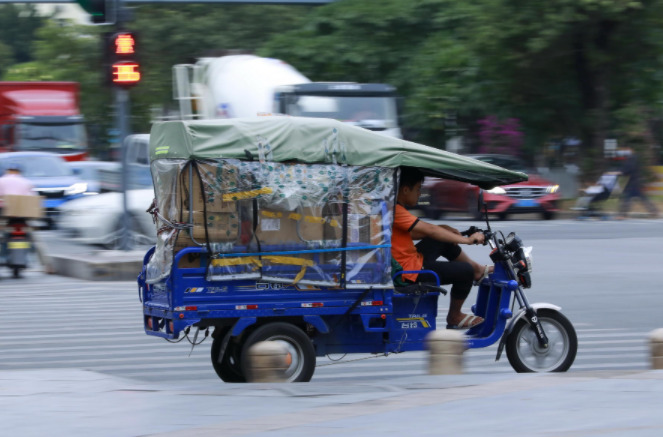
57,188,156,249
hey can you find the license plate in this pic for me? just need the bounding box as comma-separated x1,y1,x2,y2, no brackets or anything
515,199,538,208
8,241,31,249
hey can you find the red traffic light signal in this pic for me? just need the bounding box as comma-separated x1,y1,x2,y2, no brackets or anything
112,61,141,84
106,32,140,87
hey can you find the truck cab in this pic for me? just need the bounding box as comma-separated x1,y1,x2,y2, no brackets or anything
0,82,88,161
274,83,402,138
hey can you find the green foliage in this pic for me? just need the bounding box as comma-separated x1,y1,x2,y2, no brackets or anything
129,4,313,128
4,0,663,169
0,5,45,64
261,0,663,169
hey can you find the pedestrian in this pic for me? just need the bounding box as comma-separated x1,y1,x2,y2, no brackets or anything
392,166,492,329
615,148,659,219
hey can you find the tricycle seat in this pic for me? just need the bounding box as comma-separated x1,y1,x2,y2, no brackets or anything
392,269,448,296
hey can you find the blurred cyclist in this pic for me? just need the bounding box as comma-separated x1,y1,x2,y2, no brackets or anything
0,164,35,197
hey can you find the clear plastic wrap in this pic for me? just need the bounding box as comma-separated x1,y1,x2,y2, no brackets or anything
146,158,395,287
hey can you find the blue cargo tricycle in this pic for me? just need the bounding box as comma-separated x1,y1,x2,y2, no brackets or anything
138,117,577,381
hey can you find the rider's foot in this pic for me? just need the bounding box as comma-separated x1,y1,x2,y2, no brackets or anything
446,313,484,329
473,264,493,284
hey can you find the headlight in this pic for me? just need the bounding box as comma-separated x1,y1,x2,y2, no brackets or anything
486,186,506,195
546,185,559,194
511,246,533,288
65,182,88,196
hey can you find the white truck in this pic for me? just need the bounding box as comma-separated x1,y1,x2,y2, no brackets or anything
173,55,402,138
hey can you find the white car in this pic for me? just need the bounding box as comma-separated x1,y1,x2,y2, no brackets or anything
57,188,156,249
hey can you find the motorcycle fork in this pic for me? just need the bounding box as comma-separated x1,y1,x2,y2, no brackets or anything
515,287,549,348
495,287,549,361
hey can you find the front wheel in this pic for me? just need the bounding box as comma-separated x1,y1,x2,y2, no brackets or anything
241,322,316,382
505,309,577,372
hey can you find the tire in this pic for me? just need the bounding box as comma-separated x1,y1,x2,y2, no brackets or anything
497,212,508,221
12,266,21,278
210,330,246,383
542,211,556,220
506,309,577,372
241,322,316,382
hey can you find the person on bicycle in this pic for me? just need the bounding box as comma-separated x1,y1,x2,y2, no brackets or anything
392,166,491,329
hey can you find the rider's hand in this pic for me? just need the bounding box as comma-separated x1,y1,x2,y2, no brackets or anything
468,232,485,245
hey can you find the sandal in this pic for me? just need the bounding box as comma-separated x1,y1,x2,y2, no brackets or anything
473,264,491,286
446,314,484,330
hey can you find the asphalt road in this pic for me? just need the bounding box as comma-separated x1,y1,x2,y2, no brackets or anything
1,217,661,383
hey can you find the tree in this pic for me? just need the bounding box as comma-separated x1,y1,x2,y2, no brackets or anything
4,5,312,156
0,5,45,65
260,0,663,176
129,4,314,128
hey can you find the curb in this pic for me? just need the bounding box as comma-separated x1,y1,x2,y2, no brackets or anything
32,232,144,281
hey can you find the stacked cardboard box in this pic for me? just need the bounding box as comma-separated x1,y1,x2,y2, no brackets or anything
1,195,44,218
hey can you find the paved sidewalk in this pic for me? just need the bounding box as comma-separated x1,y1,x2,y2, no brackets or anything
2,368,662,436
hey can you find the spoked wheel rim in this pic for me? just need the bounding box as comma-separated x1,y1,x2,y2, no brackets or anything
514,318,571,372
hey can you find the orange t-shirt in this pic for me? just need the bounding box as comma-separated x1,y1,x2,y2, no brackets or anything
392,204,423,281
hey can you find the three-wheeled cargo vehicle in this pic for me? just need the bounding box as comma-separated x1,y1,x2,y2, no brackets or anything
138,116,577,382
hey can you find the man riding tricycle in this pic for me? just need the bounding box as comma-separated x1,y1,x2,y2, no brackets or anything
138,116,577,382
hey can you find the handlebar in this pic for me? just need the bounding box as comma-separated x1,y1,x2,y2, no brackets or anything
460,226,493,245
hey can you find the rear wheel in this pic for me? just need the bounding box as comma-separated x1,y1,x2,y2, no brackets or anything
12,266,21,278
241,322,316,382
506,309,577,372
542,211,556,220
210,331,246,383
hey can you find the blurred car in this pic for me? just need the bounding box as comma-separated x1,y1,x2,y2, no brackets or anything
57,188,156,249
0,151,87,226
419,154,560,220
105,134,153,191
67,160,121,195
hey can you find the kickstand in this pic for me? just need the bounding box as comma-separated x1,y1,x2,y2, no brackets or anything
188,327,200,357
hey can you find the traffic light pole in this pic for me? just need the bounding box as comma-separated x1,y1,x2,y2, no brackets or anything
115,0,131,251
117,87,131,250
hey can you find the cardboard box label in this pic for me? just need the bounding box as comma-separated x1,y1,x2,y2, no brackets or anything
261,218,280,232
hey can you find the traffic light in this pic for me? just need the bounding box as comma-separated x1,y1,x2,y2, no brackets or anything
77,0,116,25
105,32,141,88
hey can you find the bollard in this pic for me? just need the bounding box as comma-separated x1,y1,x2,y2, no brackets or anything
246,341,290,383
425,329,467,375
650,328,663,370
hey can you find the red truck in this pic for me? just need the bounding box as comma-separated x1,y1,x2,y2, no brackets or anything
0,82,88,161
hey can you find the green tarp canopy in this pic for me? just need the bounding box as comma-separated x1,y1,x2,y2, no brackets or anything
149,117,527,189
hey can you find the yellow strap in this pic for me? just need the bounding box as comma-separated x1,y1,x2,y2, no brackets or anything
261,210,282,218
211,256,262,270
304,216,326,225
287,212,340,228
263,255,314,284
209,255,313,284
222,187,273,201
